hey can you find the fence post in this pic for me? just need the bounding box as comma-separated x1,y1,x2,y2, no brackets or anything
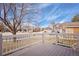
0,32,2,56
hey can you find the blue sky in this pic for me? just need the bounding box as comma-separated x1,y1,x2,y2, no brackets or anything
1,3,79,28
36,3,79,27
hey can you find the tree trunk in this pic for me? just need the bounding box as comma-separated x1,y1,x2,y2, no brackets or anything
13,31,17,42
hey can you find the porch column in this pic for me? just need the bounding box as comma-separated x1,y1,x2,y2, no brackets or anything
0,32,2,56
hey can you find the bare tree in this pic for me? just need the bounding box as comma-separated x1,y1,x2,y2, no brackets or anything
0,3,41,41
0,3,31,41
25,6,41,32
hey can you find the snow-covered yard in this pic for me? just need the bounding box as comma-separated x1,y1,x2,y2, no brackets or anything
2,32,43,36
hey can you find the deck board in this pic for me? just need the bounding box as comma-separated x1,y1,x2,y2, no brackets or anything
8,42,79,56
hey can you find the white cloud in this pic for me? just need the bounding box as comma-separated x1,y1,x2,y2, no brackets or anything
39,4,60,23
59,20,66,23
39,4,51,9
59,16,71,24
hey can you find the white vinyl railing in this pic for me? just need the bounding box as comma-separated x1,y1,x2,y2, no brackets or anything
56,33,79,48
2,33,44,55
0,32,79,55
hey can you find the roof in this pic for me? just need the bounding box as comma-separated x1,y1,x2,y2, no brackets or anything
66,26,79,28
59,22,79,28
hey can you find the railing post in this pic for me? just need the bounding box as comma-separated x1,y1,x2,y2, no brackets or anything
0,32,2,56
56,33,59,43
42,33,44,44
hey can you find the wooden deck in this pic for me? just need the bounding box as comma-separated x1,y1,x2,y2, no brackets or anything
8,42,79,56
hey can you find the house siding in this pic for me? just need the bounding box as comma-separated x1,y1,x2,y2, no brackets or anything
73,28,79,33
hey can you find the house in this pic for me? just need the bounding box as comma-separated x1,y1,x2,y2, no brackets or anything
42,27,52,33
65,22,79,33
56,22,79,34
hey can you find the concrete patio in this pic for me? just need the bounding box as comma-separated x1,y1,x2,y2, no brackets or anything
8,42,79,56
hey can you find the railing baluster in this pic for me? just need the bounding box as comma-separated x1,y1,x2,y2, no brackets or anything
5,37,8,53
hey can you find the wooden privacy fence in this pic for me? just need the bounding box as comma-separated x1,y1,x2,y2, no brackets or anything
0,32,79,55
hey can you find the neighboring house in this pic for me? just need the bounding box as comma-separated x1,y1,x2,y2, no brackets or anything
65,22,79,34
33,27,40,32
21,23,33,32
42,27,52,33
56,22,79,34
54,24,65,33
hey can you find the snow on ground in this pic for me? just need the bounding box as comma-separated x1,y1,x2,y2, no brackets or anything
2,32,44,36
